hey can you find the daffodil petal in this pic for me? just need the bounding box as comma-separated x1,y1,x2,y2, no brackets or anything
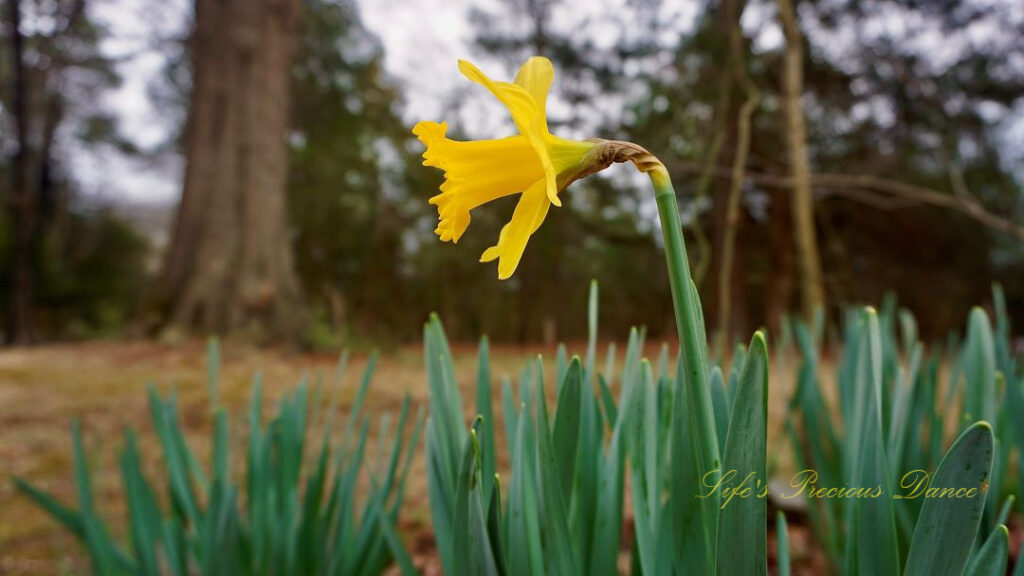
514,57,554,123
523,124,561,207
458,60,539,136
480,179,551,279
414,59,604,274
542,160,559,206
513,57,557,203
458,60,561,207
479,226,507,263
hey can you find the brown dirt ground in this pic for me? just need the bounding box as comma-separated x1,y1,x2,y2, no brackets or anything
0,339,1009,575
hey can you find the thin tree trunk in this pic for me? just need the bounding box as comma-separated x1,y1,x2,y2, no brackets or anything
161,0,304,341
5,0,35,345
4,0,85,345
707,0,748,346
691,133,720,289
715,68,759,354
777,0,826,320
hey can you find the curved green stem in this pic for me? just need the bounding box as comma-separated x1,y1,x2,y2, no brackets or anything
651,167,721,569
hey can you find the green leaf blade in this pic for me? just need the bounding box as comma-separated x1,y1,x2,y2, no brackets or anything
716,332,769,576
904,422,995,576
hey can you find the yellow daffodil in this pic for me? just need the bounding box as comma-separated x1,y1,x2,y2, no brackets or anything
413,57,598,279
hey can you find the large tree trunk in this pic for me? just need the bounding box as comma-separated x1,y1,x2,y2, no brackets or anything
5,0,35,345
776,0,826,320
162,0,304,340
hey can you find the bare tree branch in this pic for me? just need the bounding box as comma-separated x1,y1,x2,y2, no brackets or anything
667,161,1024,243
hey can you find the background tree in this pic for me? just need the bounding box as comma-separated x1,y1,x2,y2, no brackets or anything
626,0,1024,340
1,0,145,343
792,0,1024,334
159,0,305,341
625,0,769,342
4,0,1021,346
776,0,825,321
287,0,417,345
5,0,33,344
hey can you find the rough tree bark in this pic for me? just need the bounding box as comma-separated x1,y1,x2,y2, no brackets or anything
161,0,305,340
776,0,826,320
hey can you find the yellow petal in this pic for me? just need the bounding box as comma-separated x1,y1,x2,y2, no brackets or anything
458,59,561,207
479,179,551,279
414,121,544,242
479,226,507,263
514,57,554,124
458,60,540,136
523,128,560,207
414,121,543,187
541,163,559,207
513,57,558,204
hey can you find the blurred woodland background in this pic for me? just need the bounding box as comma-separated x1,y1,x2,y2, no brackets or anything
1,0,1023,349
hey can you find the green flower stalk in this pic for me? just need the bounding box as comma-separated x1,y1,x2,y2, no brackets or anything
650,162,722,570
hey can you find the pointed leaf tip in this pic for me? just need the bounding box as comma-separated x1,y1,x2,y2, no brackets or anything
751,331,768,353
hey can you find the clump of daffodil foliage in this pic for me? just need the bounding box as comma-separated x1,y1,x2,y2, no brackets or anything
425,281,1017,576
418,57,1016,576
786,285,1020,576
15,343,423,576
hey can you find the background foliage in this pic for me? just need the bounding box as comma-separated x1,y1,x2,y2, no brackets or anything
0,0,1021,346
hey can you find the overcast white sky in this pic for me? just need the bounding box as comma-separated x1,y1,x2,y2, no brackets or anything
79,0,1023,206
83,0,482,204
